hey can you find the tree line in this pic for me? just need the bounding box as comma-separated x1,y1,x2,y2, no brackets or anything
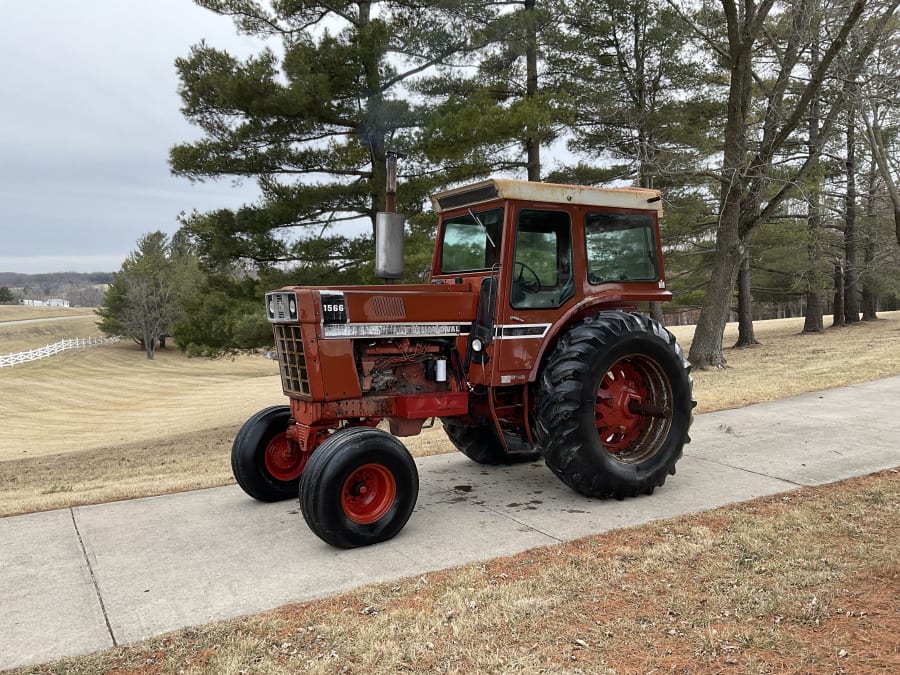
0,272,111,307
99,0,900,365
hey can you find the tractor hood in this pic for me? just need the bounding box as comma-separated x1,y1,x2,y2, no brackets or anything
266,283,479,339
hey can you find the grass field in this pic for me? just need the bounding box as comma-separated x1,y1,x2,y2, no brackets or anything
0,305,94,322
0,306,100,354
2,308,899,673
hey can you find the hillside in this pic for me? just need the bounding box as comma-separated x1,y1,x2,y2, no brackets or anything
0,271,113,307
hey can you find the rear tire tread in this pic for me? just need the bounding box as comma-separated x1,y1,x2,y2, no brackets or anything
442,421,540,465
534,311,694,499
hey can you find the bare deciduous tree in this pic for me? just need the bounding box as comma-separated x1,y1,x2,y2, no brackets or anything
97,232,178,360
665,0,898,368
860,30,900,246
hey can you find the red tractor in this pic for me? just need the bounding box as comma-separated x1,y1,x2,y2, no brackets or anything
232,177,695,547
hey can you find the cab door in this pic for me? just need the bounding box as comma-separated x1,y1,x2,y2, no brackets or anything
495,207,575,383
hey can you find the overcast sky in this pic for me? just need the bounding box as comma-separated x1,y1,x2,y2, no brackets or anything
0,1,266,274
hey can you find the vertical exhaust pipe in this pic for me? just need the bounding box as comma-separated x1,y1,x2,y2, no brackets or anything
385,151,399,214
375,151,406,283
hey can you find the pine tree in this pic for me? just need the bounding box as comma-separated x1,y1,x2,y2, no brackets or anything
418,0,573,181
97,232,179,359
172,2,489,268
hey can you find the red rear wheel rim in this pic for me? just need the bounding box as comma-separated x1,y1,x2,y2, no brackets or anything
594,356,671,462
341,463,397,525
264,433,306,482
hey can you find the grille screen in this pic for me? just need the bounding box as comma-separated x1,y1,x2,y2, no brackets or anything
274,324,310,397
371,295,406,319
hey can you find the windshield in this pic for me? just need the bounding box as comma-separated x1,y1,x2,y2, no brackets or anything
439,208,504,273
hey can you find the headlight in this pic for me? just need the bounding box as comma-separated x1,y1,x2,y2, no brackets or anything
265,292,298,322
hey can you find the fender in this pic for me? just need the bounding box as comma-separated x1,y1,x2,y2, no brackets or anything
525,285,673,383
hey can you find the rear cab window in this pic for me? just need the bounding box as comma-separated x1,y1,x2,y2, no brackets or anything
585,212,659,284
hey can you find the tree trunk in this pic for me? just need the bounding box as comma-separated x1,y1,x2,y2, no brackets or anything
861,160,879,320
524,0,540,181
860,235,877,320
359,1,387,231
687,15,750,370
144,337,156,360
649,301,664,325
803,205,826,331
803,56,824,335
804,291,824,332
843,112,860,323
832,260,845,328
688,228,742,368
733,246,759,347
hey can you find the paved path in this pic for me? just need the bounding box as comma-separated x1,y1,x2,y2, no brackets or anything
0,315,94,327
2,376,899,670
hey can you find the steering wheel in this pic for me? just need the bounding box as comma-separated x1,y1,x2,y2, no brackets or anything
514,261,542,294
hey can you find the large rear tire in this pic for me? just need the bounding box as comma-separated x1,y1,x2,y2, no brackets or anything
442,421,540,464
231,405,306,502
535,311,694,498
299,427,418,548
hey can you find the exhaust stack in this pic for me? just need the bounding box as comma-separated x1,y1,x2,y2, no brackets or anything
375,151,405,282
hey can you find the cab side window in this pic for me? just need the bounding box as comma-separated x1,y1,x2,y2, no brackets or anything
585,212,658,284
511,209,574,309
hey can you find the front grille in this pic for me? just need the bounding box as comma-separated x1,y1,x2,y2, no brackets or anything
274,324,310,397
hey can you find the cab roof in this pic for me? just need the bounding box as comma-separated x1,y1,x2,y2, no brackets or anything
430,178,663,214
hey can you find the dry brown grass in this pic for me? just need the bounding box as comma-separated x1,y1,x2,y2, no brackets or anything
670,313,900,411
0,305,93,322
14,470,898,675
0,307,101,355
0,342,282,516
1,311,899,518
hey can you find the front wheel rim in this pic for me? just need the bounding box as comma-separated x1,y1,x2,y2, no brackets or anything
264,433,306,482
341,463,397,524
594,355,672,463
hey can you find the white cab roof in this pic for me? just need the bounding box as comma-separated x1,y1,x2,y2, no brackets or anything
431,178,662,214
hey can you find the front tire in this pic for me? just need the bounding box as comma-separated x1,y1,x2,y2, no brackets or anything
299,427,418,548
442,421,540,464
535,311,694,498
231,405,305,502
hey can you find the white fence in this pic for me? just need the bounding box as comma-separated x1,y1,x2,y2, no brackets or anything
0,336,121,368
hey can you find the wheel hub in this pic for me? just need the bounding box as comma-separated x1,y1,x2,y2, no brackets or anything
595,361,650,453
342,464,397,525
264,433,307,482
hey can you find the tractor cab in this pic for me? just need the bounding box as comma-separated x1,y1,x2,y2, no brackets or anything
429,179,672,386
